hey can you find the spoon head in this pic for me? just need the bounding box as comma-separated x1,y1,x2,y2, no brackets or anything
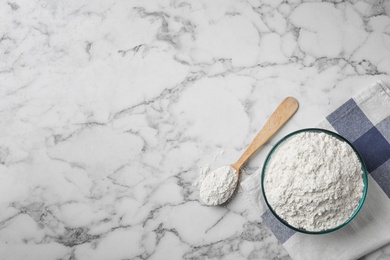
199,166,238,205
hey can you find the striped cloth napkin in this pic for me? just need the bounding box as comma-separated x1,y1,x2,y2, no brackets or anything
241,80,390,260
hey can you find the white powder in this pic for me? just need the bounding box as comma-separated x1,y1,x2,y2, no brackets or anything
200,166,238,205
264,131,364,231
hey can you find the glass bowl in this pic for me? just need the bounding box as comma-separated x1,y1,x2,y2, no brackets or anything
261,128,368,234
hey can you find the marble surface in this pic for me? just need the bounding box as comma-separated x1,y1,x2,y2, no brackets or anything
1,0,390,259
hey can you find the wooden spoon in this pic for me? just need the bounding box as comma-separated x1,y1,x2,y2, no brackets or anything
231,96,299,173
200,97,299,206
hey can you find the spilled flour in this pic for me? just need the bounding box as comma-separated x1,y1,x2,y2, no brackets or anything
199,166,238,205
263,131,364,231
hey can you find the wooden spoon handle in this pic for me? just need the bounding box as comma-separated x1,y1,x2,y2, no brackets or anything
231,97,299,172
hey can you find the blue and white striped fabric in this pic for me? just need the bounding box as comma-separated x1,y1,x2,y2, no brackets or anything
241,81,390,260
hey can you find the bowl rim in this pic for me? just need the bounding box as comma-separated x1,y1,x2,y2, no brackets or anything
261,128,368,234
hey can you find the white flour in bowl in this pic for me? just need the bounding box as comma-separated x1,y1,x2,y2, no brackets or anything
263,131,364,231
200,166,238,205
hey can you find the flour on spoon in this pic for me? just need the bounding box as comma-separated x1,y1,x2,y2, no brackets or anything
199,166,238,205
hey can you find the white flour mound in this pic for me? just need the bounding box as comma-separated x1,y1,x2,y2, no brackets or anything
200,166,238,205
264,131,364,231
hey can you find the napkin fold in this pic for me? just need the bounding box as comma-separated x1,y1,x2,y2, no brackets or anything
241,80,390,260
